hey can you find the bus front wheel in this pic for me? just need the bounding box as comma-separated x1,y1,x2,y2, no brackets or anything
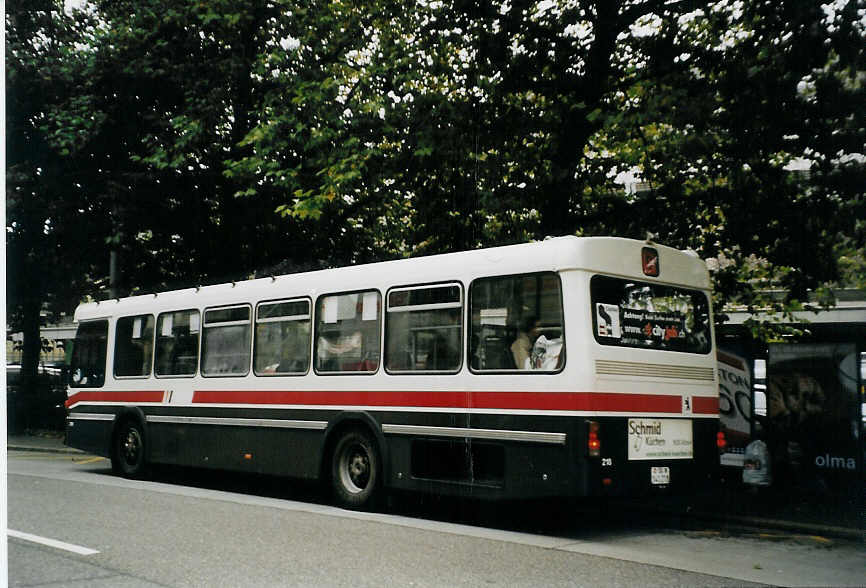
330,428,380,510
112,419,147,478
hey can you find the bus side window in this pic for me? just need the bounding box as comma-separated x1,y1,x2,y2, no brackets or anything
202,305,251,377
155,310,200,377
385,283,462,374
254,299,311,376
315,291,381,374
469,272,565,372
70,320,109,387
114,315,155,378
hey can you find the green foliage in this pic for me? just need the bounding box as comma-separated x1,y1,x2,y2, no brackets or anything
576,0,864,329
6,0,864,359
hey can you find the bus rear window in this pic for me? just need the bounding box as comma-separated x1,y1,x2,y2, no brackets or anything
591,275,711,354
70,320,108,387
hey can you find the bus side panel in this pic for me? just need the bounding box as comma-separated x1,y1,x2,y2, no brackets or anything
377,409,476,495
501,441,578,498
470,412,582,498
146,419,324,479
66,415,113,459
385,436,578,500
383,413,582,500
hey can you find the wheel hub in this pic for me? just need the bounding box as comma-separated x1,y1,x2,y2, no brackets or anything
343,445,370,492
122,429,141,464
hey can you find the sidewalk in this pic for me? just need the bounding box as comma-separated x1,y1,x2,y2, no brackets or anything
7,432,83,455
7,433,863,542
630,485,864,543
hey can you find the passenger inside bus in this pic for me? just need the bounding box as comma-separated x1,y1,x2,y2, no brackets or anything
511,316,539,369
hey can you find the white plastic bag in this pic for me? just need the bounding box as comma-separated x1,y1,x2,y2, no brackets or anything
530,335,563,370
742,439,772,487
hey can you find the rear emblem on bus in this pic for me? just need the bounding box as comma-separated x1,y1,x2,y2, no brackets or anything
642,247,659,277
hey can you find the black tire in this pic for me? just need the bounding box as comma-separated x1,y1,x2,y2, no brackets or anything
330,427,381,510
112,419,147,478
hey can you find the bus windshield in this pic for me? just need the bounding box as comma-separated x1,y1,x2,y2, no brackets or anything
70,320,109,387
591,275,711,354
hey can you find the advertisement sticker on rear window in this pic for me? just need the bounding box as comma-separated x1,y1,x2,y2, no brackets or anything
596,303,621,339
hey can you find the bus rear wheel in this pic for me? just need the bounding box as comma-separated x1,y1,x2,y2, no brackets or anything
112,419,147,478
330,428,380,510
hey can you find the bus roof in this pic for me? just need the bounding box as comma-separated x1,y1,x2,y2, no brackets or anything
73,236,710,322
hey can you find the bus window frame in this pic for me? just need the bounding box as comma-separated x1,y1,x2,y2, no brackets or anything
467,271,566,375
384,281,464,375
314,289,382,376
201,303,253,378
589,274,712,356
113,314,155,380
154,309,202,379
69,319,110,388
253,297,312,377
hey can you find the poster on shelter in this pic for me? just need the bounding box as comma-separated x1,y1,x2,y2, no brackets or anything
717,349,752,467
767,343,860,492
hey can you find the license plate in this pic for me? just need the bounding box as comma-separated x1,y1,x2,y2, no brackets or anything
651,466,670,485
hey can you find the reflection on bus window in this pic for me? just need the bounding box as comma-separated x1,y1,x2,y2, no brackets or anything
70,320,108,388
469,272,564,372
315,291,381,373
155,310,200,377
202,306,251,377
591,275,711,354
114,315,155,378
254,299,311,375
386,284,462,373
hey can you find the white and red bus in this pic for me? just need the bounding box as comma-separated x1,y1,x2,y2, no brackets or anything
66,236,721,508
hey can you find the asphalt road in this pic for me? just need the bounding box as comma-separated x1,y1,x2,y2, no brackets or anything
6,451,865,587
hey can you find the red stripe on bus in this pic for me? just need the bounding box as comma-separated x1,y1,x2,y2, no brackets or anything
65,389,718,415
691,395,719,414
65,390,164,409
192,389,708,414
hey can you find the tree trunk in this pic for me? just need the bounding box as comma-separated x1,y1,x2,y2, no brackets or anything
17,289,43,433
536,0,622,238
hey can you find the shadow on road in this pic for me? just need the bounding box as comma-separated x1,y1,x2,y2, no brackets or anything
126,464,697,540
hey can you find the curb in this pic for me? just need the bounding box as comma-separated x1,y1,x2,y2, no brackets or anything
636,502,865,543
690,510,864,543
8,444,84,455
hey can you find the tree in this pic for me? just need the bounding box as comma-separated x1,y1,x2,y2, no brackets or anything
8,0,863,366
578,0,865,316
233,0,864,267
84,0,280,289
6,1,113,406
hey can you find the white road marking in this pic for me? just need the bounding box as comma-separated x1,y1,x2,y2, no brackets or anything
7,529,100,556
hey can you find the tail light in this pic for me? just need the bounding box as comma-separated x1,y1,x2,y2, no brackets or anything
587,420,601,457
716,431,727,451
